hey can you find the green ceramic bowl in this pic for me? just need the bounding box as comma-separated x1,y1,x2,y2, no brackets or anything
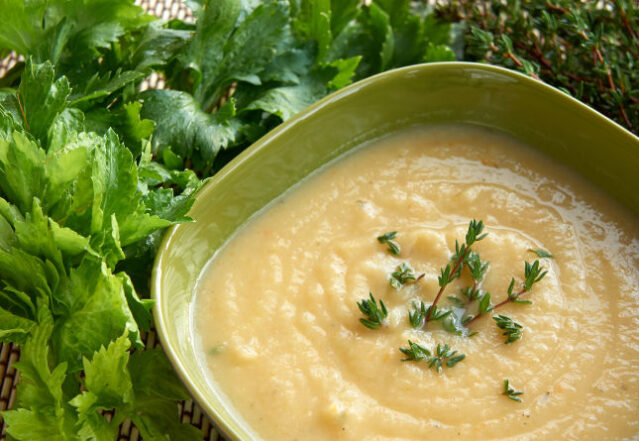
151,62,639,441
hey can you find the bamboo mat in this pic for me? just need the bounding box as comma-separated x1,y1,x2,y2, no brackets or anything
0,1,222,440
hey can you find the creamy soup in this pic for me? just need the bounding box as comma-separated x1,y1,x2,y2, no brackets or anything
193,126,639,441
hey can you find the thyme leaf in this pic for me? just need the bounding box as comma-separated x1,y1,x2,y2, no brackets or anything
477,292,494,315
409,301,451,329
528,248,553,259
493,314,524,344
400,339,431,361
465,250,490,283
400,341,465,372
408,301,427,329
390,263,417,289
523,260,548,292
377,231,400,255
503,379,524,402
467,259,547,326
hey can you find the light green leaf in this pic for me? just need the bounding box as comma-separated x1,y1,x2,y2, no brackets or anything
90,129,137,235
120,273,153,332
11,301,68,412
0,306,35,344
0,130,46,214
423,43,456,62
0,247,52,307
52,257,142,372
82,332,133,408
14,199,64,273
127,349,203,441
327,56,361,89
18,60,71,145
44,142,90,212
47,108,86,153
49,220,95,257
0,213,17,251
2,407,76,441
70,391,118,441
113,101,155,157
129,348,190,401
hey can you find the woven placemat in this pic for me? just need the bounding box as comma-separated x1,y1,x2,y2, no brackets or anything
0,1,223,440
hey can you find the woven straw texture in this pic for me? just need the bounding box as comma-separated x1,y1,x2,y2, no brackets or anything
0,1,223,440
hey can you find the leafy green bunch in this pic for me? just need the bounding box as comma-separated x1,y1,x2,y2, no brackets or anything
142,0,460,175
0,0,461,439
436,0,639,132
0,0,461,176
0,60,201,440
0,0,189,155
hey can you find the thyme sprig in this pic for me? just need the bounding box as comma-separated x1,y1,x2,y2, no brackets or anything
409,301,451,328
400,340,431,361
436,0,639,132
495,260,547,308
426,220,487,324
400,341,466,372
466,260,547,325
503,379,524,402
493,315,524,344
357,292,388,330
466,250,490,288
377,231,400,255
390,263,418,289
357,220,550,378
448,252,488,304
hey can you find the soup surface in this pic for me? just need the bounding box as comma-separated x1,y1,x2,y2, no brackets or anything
193,126,639,441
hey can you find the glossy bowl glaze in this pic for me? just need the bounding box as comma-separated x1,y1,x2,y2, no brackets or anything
152,62,639,441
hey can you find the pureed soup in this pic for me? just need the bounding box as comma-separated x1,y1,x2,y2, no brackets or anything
192,125,639,441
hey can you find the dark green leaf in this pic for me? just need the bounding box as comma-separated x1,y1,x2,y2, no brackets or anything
141,89,241,171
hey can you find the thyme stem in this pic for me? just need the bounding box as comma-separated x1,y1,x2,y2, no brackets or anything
425,219,487,325
465,288,526,325
426,246,470,323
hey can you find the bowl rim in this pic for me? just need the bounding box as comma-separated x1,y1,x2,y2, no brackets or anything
151,61,639,441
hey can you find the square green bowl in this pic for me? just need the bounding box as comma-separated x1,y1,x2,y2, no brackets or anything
151,62,639,441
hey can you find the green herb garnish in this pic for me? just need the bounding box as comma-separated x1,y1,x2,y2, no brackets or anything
529,249,553,258
390,263,418,289
0,60,201,441
493,315,524,344
400,341,465,372
501,260,547,307
408,301,451,329
399,340,431,361
448,250,490,311
377,231,400,255
425,219,487,324
466,259,547,326
357,292,388,330
503,379,524,402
